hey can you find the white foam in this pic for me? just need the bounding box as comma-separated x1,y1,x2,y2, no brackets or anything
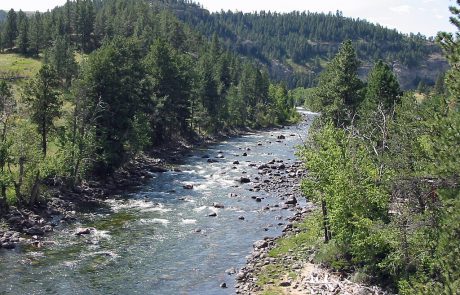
106,199,160,212
91,229,111,240
194,206,207,212
181,219,197,225
142,205,172,213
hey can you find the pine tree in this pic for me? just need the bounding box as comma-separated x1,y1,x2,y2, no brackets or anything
16,11,29,55
3,9,18,49
364,60,401,112
144,39,192,142
315,40,363,126
79,37,145,175
23,65,61,156
28,12,43,56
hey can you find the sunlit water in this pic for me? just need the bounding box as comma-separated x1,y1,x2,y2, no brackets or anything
0,111,317,295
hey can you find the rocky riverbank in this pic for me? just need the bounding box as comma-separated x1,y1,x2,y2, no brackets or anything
231,152,389,295
0,154,170,250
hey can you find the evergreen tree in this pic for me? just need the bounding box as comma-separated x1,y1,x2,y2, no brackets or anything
315,40,363,126
28,12,44,56
76,0,95,53
3,9,18,49
16,10,29,55
49,36,78,88
0,81,14,214
23,65,61,156
363,60,401,112
79,37,145,175
144,39,192,142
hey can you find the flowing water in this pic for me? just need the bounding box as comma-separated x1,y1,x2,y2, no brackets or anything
0,111,317,295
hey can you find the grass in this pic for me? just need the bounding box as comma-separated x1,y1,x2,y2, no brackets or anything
0,53,43,99
255,211,323,293
0,53,42,80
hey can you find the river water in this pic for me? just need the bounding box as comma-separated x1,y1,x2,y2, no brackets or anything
0,111,317,295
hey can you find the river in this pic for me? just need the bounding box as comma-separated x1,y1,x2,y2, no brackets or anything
0,110,317,295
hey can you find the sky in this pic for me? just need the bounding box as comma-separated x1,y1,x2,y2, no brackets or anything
0,0,456,37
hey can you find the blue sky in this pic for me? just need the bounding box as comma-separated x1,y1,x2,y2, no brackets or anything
1,0,456,37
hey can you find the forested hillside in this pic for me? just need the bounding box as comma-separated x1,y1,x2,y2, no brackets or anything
152,0,447,89
0,0,298,214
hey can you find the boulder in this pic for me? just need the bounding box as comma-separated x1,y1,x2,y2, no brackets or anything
183,184,194,190
75,228,91,236
285,196,297,205
213,203,225,209
253,240,268,249
239,177,251,183
150,166,168,173
24,226,45,236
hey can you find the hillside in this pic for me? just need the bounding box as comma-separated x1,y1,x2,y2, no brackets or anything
0,10,6,22
152,0,448,89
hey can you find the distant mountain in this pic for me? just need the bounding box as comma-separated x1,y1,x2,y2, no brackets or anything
151,0,448,89
0,10,7,23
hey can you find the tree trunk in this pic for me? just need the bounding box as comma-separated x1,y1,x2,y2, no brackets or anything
42,126,47,156
322,200,331,243
29,173,40,206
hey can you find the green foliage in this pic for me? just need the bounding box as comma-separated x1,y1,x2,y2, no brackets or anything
299,123,390,272
48,36,78,88
314,40,363,126
363,60,401,112
299,5,460,290
23,64,61,156
2,9,17,49
79,37,145,175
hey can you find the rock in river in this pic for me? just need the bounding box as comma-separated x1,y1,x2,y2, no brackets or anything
239,177,251,183
285,196,297,205
75,228,91,236
213,203,225,209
